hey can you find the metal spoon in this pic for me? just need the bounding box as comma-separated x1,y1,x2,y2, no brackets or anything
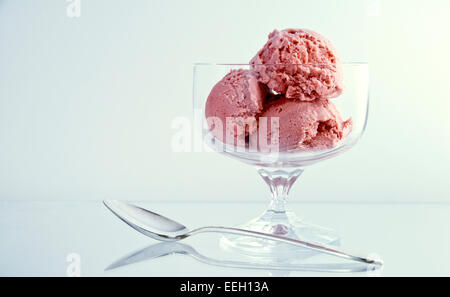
103,200,383,267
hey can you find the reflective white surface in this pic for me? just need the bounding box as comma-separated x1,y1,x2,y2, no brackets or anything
1,201,449,276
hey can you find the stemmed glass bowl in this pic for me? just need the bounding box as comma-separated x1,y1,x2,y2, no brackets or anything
193,63,369,258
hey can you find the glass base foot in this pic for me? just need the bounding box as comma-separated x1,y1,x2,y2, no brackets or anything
220,209,340,261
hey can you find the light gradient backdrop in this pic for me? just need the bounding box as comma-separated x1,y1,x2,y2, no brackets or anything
1,0,449,202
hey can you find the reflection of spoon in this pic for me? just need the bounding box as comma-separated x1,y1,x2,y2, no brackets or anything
106,241,378,273
104,200,383,267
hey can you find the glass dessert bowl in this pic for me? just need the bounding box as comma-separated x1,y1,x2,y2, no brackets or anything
193,63,369,258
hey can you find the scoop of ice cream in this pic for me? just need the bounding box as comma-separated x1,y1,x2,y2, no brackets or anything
205,69,267,144
250,29,343,101
256,97,352,151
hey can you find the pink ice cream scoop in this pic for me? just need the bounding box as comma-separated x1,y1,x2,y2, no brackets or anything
257,97,352,151
250,29,343,101
205,69,267,145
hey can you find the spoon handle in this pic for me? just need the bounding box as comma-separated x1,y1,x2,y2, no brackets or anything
187,226,382,266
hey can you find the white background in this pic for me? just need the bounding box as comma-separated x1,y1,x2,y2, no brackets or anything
1,0,450,203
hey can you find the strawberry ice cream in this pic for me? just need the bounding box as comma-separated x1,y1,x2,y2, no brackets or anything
205,69,267,145
257,97,352,151
204,28,351,152
250,29,343,101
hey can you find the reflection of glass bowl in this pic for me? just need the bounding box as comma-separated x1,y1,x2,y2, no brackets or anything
193,63,369,258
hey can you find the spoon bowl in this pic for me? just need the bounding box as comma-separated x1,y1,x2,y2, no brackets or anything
103,200,189,241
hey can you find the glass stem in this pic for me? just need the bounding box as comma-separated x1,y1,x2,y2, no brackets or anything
257,168,304,214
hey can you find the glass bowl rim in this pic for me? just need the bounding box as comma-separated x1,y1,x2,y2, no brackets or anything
194,62,368,66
